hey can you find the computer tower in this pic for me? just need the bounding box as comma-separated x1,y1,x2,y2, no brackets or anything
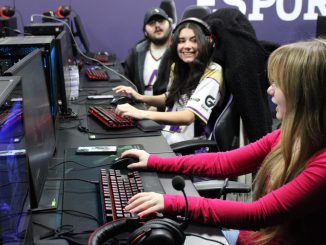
24,22,65,37
0,36,58,117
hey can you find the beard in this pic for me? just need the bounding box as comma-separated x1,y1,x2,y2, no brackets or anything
147,28,171,46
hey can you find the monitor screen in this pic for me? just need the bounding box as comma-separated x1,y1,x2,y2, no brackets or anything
55,30,74,115
2,49,55,209
73,14,90,53
0,76,31,244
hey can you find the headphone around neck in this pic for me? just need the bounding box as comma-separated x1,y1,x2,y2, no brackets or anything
0,6,15,19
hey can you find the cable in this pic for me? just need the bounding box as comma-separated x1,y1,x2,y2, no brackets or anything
47,177,99,185
30,14,139,92
49,160,113,170
0,181,27,188
184,232,227,245
31,208,101,225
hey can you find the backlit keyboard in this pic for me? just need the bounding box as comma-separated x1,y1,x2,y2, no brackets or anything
100,169,143,221
88,105,135,128
85,68,109,81
94,53,109,63
99,168,165,223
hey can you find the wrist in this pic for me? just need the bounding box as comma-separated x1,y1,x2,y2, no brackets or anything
136,94,145,102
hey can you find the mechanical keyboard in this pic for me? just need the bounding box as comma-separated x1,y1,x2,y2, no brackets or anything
88,105,135,128
99,169,165,223
94,53,109,63
85,68,109,81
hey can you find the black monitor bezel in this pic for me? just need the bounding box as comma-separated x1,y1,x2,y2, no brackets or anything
73,14,90,53
3,49,56,209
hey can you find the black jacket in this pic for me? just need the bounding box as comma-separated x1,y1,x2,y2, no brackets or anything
205,8,277,142
123,39,169,95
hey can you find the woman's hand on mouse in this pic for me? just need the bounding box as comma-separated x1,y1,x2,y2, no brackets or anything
115,104,148,120
112,86,143,101
120,149,150,169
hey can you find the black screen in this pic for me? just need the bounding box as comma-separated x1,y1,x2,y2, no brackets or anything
73,14,90,53
55,30,74,115
2,50,55,209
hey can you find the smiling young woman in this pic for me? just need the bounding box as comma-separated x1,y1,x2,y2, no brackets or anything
113,18,223,145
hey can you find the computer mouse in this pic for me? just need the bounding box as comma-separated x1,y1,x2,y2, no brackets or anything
110,157,138,170
111,95,134,105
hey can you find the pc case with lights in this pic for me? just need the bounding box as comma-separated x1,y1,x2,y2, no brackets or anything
0,36,58,118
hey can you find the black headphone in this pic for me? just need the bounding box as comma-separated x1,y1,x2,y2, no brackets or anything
44,5,71,19
0,6,15,18
55,5,71,18
173,17,215,48
88,216,185,245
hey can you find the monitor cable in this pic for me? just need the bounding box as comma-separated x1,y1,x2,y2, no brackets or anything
30,14,139,93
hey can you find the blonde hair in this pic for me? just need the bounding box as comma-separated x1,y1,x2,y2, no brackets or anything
253,39,326,244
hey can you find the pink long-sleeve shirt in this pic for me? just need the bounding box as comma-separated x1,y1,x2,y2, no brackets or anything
147,130,326,244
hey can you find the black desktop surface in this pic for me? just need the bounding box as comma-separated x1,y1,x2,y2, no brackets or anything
34,122,228,244
31,56,228,244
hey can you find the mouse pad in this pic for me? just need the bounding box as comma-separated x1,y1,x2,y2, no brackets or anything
86,106,161,139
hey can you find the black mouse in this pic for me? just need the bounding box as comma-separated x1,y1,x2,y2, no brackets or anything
110,157,138,170
111,95,134,105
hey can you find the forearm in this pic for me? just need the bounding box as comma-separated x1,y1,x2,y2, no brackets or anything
139,94,166,108
142,109,195,125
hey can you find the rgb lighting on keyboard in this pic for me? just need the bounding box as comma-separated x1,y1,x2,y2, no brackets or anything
88,105,135,128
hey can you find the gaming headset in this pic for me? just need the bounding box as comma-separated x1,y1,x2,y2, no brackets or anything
43,5,71,19
173,17,215,48
55,5,71,18
88,176,188,245
0,6,15,19
88,216,185,245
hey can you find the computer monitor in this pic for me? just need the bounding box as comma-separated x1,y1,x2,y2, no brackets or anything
55,30,74,115
2,49,55,209
73,14,90,53
0,76,31,244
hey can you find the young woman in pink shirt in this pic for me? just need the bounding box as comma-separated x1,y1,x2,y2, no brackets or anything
121,39,326,244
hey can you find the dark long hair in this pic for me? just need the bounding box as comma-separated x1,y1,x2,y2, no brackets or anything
166,21,213,107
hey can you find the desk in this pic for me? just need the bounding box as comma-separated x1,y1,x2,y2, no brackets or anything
33,70,228,245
